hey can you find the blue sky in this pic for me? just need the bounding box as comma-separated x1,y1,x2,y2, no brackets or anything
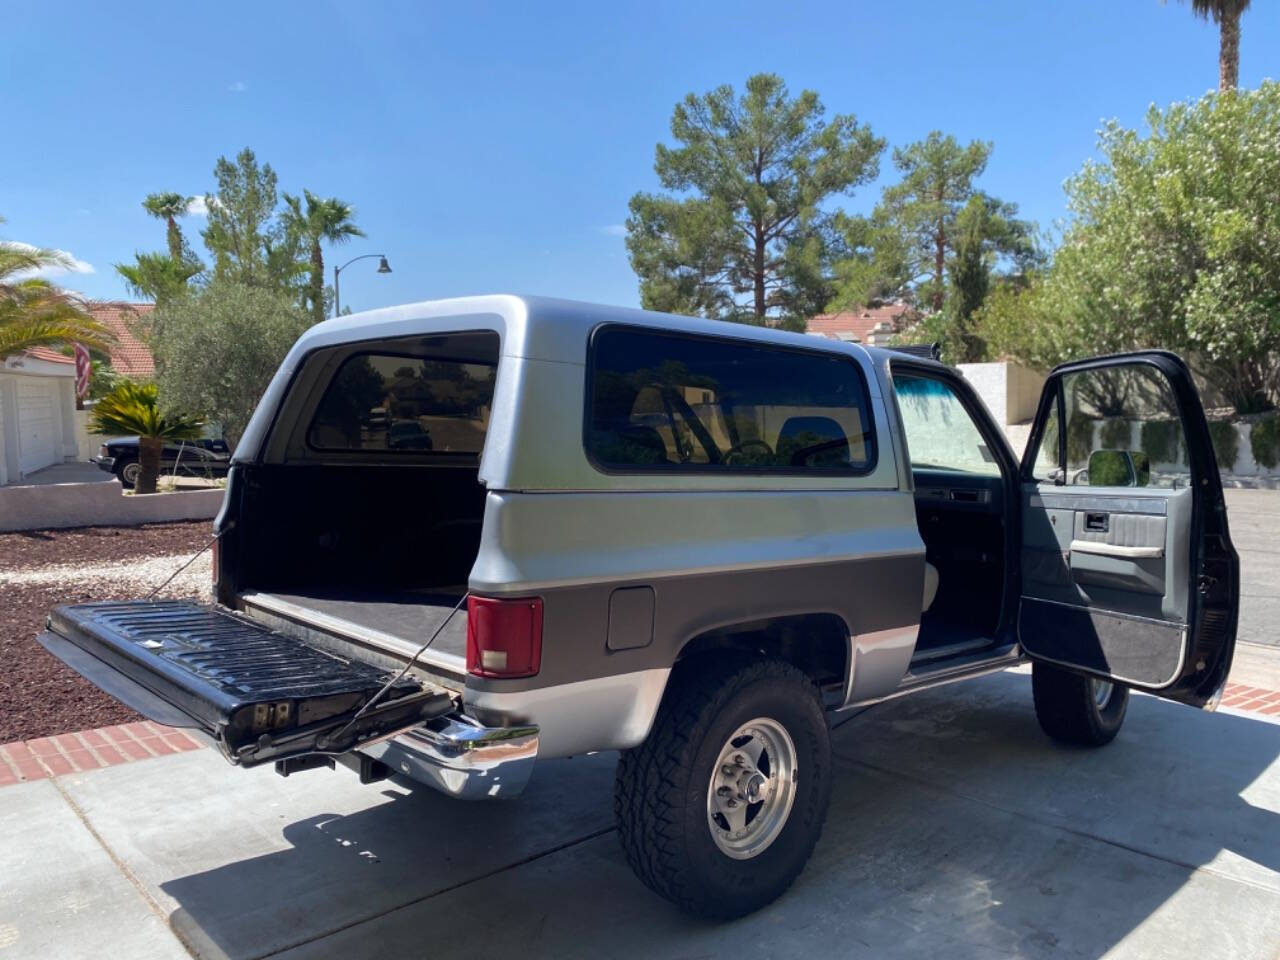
2,1,1275,313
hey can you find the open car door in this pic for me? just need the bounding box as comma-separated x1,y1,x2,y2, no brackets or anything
1018,351,1239,707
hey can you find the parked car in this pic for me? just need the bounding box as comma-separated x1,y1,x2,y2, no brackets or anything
387,418,433,450
41,295,1238,919
92,435,230,489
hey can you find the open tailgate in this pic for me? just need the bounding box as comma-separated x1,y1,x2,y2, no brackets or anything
39,600,454,767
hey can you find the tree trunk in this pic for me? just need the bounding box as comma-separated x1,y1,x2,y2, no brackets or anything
1219,10,1241,90
136,436,163,495
166,217,183,262
753,224,766,321
310,241,325,324
932,228,946,312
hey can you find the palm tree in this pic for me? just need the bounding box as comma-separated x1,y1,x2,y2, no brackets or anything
142,192,194,261
1177,0,1251,90
89,381,203,494
116,251,202,304
282,190,365,323
1,228,113,359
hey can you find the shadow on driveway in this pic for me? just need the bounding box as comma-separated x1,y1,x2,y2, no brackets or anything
150,671,1279,959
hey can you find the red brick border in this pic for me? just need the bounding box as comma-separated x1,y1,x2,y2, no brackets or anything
1220,682,1280,716
0,721,205,788
2,682,1276,789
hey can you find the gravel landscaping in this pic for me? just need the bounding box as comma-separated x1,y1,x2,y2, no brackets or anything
0,521,214,743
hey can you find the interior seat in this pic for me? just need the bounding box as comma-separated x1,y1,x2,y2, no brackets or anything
775,416,849,466
923,561,939,612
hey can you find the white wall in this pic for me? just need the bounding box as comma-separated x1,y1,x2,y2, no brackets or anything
956,361,1046,427
0,481,224,532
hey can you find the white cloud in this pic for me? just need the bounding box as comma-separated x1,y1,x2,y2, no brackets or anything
600,224,627,237
228,80,248,93
187,195,210,216
3,241,95,278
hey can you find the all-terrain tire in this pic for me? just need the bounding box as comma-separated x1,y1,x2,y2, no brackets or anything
1032,661,1129,746
614,658,832,919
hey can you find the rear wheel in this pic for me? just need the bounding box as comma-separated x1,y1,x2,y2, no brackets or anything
1032,661,1129,746
614,659,832,919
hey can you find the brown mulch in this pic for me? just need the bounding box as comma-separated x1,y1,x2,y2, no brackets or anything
0,521,212,572
0,522,213,743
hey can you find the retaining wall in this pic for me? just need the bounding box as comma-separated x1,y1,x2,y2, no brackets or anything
0,481,223,533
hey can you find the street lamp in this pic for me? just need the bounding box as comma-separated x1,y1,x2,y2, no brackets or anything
333,254,392,318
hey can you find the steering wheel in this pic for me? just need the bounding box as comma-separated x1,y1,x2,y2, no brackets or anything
723,438,774,466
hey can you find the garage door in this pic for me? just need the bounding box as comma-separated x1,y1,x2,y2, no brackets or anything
17,378,59,475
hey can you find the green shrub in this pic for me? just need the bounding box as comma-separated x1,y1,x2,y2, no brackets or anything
1099,419,1132,450
1250,416,1280,469
1207,421,1239,470
1140,420,1181,465
1067,413,1097,465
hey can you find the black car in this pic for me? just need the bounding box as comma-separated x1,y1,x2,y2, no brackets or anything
92,436,231,489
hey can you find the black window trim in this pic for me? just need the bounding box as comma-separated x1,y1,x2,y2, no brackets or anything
305,345,499,458
582,322,880,478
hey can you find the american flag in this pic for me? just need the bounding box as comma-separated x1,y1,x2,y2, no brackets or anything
74,342,91,399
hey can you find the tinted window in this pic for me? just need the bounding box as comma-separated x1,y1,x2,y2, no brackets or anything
892,374,1001,476
585,327,875,473
309,352,496,454
1057,364,1185,488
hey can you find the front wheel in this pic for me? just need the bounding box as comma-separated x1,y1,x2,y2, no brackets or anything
1031,661,1129,746
614,659,832,919
116,460,140,489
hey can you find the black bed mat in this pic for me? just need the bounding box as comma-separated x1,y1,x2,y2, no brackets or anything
41,600,453,766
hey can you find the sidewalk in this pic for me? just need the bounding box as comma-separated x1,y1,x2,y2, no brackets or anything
1,665,1277,960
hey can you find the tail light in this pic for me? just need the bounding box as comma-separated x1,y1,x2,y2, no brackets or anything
466,595,543,678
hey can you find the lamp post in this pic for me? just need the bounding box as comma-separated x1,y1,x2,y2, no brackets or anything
333,254,392,318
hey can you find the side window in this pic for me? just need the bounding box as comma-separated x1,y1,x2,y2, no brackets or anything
892,374,1001,476
1027,393,1062,482
585,327,876,474
1059,364,1187,488
309,345,498,454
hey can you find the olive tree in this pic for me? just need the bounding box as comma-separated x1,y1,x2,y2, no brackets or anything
981,83,1280,413
150,280,313,448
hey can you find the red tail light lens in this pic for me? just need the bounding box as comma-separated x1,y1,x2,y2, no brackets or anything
466,596,543,678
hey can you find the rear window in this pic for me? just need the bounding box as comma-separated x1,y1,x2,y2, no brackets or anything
585,326,876,474
309,352,497,454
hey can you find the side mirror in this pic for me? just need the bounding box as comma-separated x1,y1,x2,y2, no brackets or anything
1088,449,1150,487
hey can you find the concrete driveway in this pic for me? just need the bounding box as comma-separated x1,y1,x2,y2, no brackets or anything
2,669,1277,960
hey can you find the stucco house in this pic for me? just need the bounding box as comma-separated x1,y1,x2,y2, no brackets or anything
0,347,79,484
0,301,156,484
805,302,920,345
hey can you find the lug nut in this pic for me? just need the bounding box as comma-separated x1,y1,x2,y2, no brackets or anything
717,786,732,798
721,764,736,775
733,753,746,765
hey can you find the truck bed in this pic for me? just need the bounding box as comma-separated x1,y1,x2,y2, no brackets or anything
239,587,469,686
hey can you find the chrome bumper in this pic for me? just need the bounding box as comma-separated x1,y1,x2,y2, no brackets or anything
358,713,538,800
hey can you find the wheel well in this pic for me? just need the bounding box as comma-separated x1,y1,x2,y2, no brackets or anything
674,613,850,692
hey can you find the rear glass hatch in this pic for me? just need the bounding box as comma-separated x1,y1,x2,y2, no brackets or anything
40,599,454,767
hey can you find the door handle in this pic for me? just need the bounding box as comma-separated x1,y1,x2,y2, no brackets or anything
1084,512,1109,532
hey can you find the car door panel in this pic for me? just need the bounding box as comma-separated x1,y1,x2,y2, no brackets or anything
1016,351,1238,707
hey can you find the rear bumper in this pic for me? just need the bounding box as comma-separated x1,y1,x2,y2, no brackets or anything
359,715,538,800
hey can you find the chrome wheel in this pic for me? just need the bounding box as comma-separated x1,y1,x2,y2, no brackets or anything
1092,678,1115,709
706,717,798,860
120,462,141,486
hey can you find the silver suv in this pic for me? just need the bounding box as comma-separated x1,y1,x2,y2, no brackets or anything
41,295,1239,918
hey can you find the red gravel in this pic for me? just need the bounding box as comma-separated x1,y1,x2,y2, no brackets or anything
0,520,213,571
0,521,213,743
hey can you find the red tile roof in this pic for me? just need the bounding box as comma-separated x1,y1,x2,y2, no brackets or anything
91,302,155,378
22,346,75,365
807,303,919,344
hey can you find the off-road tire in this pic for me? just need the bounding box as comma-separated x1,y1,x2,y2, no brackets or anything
614,658,832,919
1032,661,1129,746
